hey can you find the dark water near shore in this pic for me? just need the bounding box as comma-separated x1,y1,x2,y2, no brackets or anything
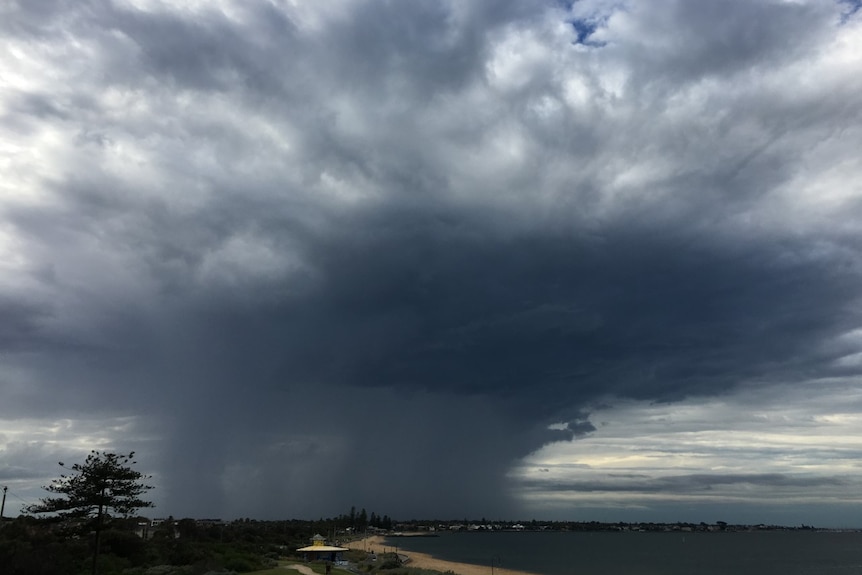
385,530,862,575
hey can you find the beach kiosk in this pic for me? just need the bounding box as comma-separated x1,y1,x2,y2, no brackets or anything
297,534,349,563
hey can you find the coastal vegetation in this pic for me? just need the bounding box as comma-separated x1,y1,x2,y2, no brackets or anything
26,451,154,575
0,514,461,575
0,512,839,575
1,514,346,575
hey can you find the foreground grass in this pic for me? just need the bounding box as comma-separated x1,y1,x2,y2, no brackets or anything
253,559,455,575
248,560,356,575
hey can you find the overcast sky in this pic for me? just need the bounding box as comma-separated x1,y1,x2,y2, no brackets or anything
2,0,862,526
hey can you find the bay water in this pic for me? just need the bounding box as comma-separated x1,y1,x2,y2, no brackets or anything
385,530,862,575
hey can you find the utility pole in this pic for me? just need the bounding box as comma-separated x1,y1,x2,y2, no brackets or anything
491,555,500,575
1,486,7,520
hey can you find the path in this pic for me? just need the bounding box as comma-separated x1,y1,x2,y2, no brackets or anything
283,564,317,575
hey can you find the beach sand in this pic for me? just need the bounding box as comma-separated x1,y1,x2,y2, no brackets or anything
345,536,538,575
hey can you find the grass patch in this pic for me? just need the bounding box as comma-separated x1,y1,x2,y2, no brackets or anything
369,569,458,575
250,560,461,575
271,560,354,575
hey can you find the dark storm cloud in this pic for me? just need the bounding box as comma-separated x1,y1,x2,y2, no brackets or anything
0,462,35,482
0,297,49,351
273,210,860,401
106,201,862,517
2,0,861,520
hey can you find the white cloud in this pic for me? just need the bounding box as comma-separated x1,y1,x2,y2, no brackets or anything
513,378,862,513
0,415,160,511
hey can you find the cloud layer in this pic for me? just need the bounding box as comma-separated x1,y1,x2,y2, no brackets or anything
2,0,862,522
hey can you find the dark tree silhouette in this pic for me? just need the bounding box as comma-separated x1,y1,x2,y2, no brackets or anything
27,451,154,575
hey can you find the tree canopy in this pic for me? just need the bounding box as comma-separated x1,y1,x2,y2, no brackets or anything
28,450,154,521
28,451,154,575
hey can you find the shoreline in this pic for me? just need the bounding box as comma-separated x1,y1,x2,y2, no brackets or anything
345,535,539,575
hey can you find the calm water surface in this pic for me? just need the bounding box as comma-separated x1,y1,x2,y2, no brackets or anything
385,530,862,575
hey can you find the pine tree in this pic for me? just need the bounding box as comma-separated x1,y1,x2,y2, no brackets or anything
27,451,154,575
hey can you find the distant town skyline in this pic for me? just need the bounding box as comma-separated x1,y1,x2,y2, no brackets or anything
2,0,862,527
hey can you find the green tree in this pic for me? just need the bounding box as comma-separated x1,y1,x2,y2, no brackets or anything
27,451,154,575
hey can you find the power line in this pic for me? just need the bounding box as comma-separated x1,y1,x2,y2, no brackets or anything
3,486,37,513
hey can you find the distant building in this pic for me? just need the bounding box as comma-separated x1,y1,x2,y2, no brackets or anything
296,534,349,562
135,518,178,540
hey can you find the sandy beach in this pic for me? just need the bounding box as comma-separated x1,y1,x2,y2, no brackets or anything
345,536,538,575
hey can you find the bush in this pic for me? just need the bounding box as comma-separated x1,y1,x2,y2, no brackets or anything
222,555,256,573
378,558,401,570
103,529,147,565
